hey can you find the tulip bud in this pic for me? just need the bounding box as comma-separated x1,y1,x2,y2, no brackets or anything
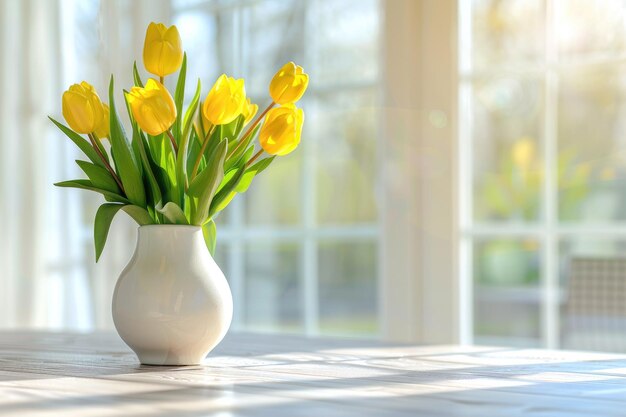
127,78,177,136
143,22,184,78
62,81,105,134
203,74,246,125
269,62,309,105
259,104,304,156
94,104,110,140
242,98,258,124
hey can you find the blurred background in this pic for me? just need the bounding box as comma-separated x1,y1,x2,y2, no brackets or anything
2,0,626,353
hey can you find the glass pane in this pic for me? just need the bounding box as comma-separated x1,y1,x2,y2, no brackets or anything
318,241,378,336
474,239,541,344
315,89,378,224
474,300,541,345
470,0,545,69
472,78,544,222
244,242,302,332
213,241,231,280
560,239,626,352
242,0,305,92
558,67,626,222
556,0,626,59
244,154,302,225
474,239,541,287
314,0,380,84
175,10,223,100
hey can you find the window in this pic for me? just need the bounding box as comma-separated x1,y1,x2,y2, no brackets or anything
460,0,626,348
172,0,383,336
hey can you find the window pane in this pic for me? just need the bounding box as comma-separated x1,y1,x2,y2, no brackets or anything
242,0,305,91
558,67,626,222
213,241,231,280
560,239,626,352
474,239,541,287
318,241,377,336
244,242,303,332
470,0,545,69
556,0,626,59
314,0,380,84
175,10,223,98
315,89,378,224
472,78,544,222
474,239,541,345
244,155,302,225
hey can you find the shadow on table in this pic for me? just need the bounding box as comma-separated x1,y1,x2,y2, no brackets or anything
2,331,626,416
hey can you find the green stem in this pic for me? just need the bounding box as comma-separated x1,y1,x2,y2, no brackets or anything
190,124,216,180
88,133,125,194
227,101,275,159
246,149,264,168
166,128,178,154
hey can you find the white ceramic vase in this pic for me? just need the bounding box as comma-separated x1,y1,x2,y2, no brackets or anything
112,225,233,365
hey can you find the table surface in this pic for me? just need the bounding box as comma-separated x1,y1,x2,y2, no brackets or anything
2,332,626,416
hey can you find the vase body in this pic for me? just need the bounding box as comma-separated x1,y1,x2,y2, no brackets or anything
112,225,233,365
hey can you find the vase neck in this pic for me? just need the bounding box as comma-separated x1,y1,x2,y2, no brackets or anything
135,226,208,260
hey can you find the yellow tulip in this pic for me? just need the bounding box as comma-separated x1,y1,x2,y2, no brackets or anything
62,81,105,134
259,104,304,156
143,22,184,78
242,98,258,124
203,74,246,125
200,102,213,135
127,78,177,136
269,62,308,104
94,104,110,139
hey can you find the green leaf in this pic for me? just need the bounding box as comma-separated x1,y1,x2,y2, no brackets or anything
186,128,202,175
182,79,202,141
176,79,202,197
108,75,146,207
209,164,246,218
156,201,189,225
173,53,187,141
122,205,154,225
55,179,130,204
133,127,162,210
202,219,217,256
49,117,104,168
75,160,120,194
236,156,276,193
133,61,144,87
220,114,245,142
224,124,260,172
188,139,228,225
122,89,144,179
94,203,124,262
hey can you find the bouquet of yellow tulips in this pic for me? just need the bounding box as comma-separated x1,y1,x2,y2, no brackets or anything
50,22,308,261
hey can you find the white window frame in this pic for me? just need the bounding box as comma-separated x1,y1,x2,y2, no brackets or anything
457,0,626,348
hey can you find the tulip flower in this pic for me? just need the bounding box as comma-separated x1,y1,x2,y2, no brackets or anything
62,81,105,134
127,78,177,136
143,22,184,78
241,98,258,124
203,74,246,126
259,104,304,156
94,104,110,140
269,62,308,105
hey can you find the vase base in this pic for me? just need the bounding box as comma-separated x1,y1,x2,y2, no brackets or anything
136,351,206,366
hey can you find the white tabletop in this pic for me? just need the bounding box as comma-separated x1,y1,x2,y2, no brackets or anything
1,331,626,416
